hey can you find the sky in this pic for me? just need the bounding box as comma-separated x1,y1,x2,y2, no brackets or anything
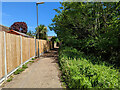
1,2,62,36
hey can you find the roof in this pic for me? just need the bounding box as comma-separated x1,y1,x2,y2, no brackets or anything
0,25,9,32
8,30,32,38
47,36,54,40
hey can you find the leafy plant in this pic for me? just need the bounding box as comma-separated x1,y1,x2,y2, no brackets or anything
7,76,13,82
32,58,35,60
59,47,119,88
14,68,24,75
22,64,28,69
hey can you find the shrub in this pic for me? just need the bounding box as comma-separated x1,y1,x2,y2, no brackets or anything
59,47,119,88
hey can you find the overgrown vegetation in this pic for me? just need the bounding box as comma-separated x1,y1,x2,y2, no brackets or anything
49,2,120,88
49,2,120,67
59,47,119,88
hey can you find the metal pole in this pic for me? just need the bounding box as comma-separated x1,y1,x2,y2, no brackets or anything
20,36,22,67
36,3,39,57
4,32,7,80
34,37,37,57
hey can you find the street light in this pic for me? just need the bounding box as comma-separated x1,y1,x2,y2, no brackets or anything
36,2,44,58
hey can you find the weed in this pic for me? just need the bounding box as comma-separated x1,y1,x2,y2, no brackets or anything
7,76,13,82
22,64,28,69
32,58,35,60
7,78,12,82
14,68,24,75
29,60,34,63
25,62,29,65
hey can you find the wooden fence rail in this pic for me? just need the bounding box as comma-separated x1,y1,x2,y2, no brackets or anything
0,31,53,84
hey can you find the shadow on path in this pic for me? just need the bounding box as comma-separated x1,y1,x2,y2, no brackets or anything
41,48,59,63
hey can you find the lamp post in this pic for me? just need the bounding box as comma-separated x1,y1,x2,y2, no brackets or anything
36,2,44,58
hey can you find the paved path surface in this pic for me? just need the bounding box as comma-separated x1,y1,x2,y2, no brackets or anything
1,48,62,88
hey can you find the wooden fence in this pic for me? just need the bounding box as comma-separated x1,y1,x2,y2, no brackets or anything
0,31,53,84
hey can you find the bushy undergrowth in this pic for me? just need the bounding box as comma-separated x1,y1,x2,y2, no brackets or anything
59,47,119,88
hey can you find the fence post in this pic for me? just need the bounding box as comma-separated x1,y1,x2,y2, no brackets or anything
34,37,37,57
20,36,22,67
38,40,39,57
29,38,30,58
4,32,7,80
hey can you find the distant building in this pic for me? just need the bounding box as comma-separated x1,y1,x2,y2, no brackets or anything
0,25,9,32
47,36,54,40
8,29,32,38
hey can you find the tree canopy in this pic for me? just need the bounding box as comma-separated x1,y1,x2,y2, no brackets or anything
49,2,120,66
35,24,48,40
9,22,28,34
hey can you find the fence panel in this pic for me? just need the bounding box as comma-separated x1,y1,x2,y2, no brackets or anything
36,39,38,56
0,32,5,79
39,40,41,55
22,37,30,62
44,40,47,52
41,40,45,53
6,33,21,73
30,38,35,58
0,32,52,84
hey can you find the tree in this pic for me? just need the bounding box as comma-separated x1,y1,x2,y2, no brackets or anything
9,22,28,34
35,24,48,40
49,2,120,66
26,30,35,37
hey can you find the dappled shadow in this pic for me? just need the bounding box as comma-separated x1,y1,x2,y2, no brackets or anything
41,48,59,63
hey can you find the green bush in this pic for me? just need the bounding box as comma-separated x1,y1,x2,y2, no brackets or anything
59,47,119,88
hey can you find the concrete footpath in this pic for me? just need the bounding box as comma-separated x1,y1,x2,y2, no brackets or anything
1,48,62,88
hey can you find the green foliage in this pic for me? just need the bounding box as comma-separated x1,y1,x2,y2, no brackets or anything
59,47,119,88
22,64,28,69
32,58,35,60
26,30,35,37
7,78,12,82
51,36,60,43
7,76,13,82
29,60,34,63
14,68,24,75
35,24,48,40
49,2,120,67
14,63,28,75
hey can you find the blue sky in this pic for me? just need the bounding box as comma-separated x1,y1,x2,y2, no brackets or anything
2,2,62,36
